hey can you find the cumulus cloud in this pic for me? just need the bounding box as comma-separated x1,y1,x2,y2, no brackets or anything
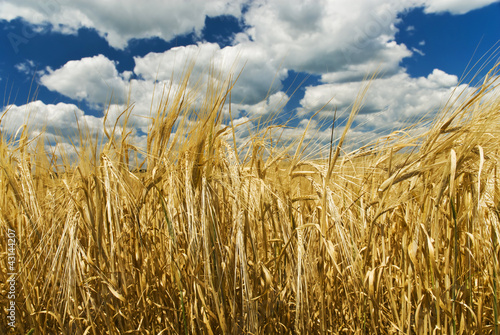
133,43,224,82
0,0,493,51
133,42,287,105
39,43,286,115
1,100,147,160
412,47,425,56
40,55,128,106
0,0,246,49
300,69,467,135
240,0,411,76
422,0,500,14
1,101,101,137
15,60,36,75
232,91,290,118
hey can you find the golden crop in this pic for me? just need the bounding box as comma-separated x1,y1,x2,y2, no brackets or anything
1,63,499,334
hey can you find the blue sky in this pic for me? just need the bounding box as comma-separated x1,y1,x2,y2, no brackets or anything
0,0,499,155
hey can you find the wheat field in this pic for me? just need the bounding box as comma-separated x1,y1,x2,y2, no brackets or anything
1,63,500,334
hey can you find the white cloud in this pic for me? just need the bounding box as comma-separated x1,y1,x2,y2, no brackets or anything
39,55,128,106
39,43,286,115
133,42,287,105
1,100,147,160
0,0,493,52
15,60,35,75
300,69,467,135
412,47,425,56
240,0,411,75
232,91,290,118
219,43,287,104
422,0,500,14
133,43,222,82
0,0,246,49
319,41,411,83
0,0,415,84
425,68,459,87
1,101,101,137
